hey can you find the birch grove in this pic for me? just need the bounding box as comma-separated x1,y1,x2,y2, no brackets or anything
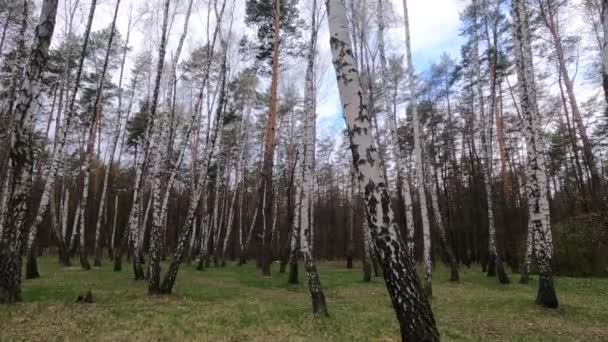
5,0,608,337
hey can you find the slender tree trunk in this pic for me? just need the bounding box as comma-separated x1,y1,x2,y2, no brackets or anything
602,0,608,114
401,0,433,296
426,155,459,282
298,1,328,312
471,0,509,284
376,0,415,257
157,2,229,293
327,1,438,339
93,0,128,266
87,0,121,267
539,0,603,206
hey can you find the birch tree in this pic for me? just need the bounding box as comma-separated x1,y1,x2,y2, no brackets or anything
511,0,559,308
326,0,438,339
376,0,416,258
24,0,98,276
401,0,433,296
603,0,608,110
93,1,132,267
471,0,510,284
76,0,121,271
0,0,59,304
147,0,172,294
294,0,328,315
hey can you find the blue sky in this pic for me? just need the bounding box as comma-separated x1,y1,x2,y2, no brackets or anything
315,0,467,143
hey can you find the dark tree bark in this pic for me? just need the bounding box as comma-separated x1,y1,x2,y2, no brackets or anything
327,1,438,339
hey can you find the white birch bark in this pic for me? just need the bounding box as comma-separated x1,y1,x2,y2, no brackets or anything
298,1,328,310
110,195,119,255
61,188,70,245
603,0,608,108
512,0,558,308
376,0,415,257
147,0,172,294
0,175,10,240
24,0,95,274
471,0,507,282
327,1,438,338
0,0,60,302
69,201,81,254
158,2,231,292
426,151,459,281
401,0,433,295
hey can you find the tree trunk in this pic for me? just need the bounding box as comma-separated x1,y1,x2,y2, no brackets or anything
401,0,433,297
93,0,126,267
602,0,608,114
376,0,415,258
24,0,95,277
0,0,59,303
157,1,229,293
146,0,171,295
539,0,603,206
471,0,509,284
426,156,459,282
257,0,282,277
512,0,558,308
298,0,328,313
327,1,438,339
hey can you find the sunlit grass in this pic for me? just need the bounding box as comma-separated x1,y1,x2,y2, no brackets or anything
1,257,606,341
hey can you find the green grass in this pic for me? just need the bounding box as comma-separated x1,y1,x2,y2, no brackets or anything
1,257,607,341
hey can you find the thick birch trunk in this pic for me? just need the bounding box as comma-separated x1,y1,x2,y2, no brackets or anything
327,1,438,339
512,0,558,308
24,0,96,277
0,0,59,303
147,0,172,295
128,149,146,280
362,211,373,282
346,170,355,269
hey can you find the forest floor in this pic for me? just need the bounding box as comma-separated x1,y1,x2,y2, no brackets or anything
1,257,607,341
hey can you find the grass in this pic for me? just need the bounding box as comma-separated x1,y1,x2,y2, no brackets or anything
1,257,607,341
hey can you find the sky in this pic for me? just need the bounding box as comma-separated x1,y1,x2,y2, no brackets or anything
314,0,467,141
45,0,599,158
48,0,467,142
